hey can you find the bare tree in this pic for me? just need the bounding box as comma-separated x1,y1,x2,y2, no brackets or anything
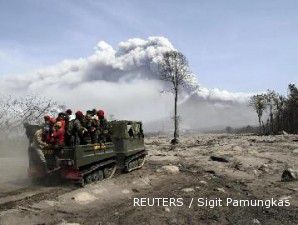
159,51,193,144
0,95,65,136
249,94,267,132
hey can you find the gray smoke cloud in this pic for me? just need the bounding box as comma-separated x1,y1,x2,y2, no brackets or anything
0,36,256,130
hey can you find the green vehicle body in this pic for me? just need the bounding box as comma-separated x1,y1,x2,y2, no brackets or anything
58,120,145,168
58,142,116,169
109,120,145,170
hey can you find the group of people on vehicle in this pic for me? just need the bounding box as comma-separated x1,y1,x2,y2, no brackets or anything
25,108,109,174
24,109,111,172
42,108,109,147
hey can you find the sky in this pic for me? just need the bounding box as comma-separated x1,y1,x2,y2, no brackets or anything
0,0,297,94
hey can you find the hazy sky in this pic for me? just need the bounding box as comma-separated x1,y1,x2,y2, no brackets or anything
0,0,297,94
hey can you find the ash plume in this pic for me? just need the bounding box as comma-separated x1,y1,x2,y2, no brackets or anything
0,36,256,130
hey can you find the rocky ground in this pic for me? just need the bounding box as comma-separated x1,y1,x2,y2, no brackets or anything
0,134,297,225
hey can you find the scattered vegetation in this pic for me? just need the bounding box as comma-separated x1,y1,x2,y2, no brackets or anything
249,84,298,134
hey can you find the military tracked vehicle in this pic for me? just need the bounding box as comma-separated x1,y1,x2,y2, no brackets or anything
25,120,147,186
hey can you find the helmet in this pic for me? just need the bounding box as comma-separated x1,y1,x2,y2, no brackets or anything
97,110,104,117
86,110,93,115
66,109,72,115
75,111,84,118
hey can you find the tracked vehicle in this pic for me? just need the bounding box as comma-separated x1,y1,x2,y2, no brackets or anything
25,120,147,186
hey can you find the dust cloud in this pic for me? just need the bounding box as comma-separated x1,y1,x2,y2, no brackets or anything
0,137,29,193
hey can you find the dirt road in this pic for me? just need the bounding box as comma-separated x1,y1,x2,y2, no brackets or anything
0,134,297,225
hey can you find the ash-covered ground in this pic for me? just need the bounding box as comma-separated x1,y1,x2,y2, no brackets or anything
0,134,297,225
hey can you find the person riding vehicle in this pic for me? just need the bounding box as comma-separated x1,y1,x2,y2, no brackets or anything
73,111,88,144
65,109,75,146
51,121,65,147
96,110,109,143
30,128,50,174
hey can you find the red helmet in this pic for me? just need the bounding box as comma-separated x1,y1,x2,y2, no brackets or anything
97,110,104,117
66,109,72,115
75,111,84,118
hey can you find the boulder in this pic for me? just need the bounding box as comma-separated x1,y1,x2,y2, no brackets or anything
181,188,195,192
159,165,180,173
232,146,243,151
281,169,298,182
164,207,171,212
216,188,226,193
199,180,207,185
252,219,261,224
210,155,230,163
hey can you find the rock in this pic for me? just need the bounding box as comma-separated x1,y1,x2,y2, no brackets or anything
216,188,226,193
132,188,140,193
288,187,298,192
58,220,80,225
199,180,207,185
59,223,80,225
252,218,261,224
181,188,195,192
253,170,259,176
281,169,298,182
232,146,242,151
121,189,130,194
233,161,243,170
210,155,229,163
279,196,292,201
159,165,180,173
293,149,298,154
258,164,269,173
73,192,97,204
164,207,171,212
205,170,216,175
282,130,288,135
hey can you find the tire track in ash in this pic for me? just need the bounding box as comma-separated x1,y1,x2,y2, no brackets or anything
0,185,74,212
